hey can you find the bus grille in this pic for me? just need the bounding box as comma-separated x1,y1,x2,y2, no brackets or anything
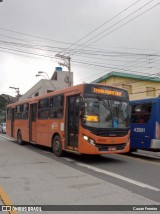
91,129,128,137
96,143,126,151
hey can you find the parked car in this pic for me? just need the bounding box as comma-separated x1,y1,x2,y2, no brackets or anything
0,122,6,134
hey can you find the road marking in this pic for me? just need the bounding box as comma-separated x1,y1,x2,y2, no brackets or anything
0,186,18,214
76,162,160,192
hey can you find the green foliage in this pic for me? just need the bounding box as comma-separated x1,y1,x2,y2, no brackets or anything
0,94,8,109
0,94,9,123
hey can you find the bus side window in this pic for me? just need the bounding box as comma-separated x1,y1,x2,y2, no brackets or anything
22,103,29,119
131,103,152,124
7,108,12,120
49,95,64,119
38,98,49,119
15,105,22,119
31,105,37,121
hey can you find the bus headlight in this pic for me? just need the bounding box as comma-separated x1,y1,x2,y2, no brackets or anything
83,135,89,141
83,135,95,146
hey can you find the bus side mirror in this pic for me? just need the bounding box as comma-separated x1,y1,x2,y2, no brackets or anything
79,101,85,111
79,102,85,116
79,101,85,118
79,94,85,118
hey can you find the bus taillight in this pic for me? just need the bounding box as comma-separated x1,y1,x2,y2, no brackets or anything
155,122,160,140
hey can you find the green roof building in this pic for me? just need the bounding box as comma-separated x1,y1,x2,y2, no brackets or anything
92,71,160,100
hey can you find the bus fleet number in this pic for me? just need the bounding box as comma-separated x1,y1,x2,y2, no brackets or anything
133,128,145,133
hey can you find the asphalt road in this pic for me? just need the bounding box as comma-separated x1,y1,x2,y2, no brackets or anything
62,151,160,203
0,134,160,214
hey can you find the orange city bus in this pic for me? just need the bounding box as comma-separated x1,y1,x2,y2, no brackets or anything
6,83,130,156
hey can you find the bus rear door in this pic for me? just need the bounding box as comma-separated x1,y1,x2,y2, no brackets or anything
29,103,37,143
65,95,80,151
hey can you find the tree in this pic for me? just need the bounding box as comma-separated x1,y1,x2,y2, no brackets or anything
0,94,9,123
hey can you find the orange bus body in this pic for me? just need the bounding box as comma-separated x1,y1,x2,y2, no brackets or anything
6,83,130,156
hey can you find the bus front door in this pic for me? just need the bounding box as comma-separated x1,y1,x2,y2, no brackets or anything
29,103,37,143
66,95,80,150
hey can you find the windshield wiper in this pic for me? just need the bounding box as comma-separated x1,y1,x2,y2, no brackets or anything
96,95,113,117
96,95,109,110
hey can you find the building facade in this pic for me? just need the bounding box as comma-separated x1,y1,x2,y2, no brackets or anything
92,72,160,100
20,68,73,101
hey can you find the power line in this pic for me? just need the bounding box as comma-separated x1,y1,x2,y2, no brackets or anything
60,0,142,55
3,36,160,93
1,36,159,72
70,1,159,55
0,27,159,88
0,46,55,59
70,0,154,54
1,37,160,92
1,36,160,74
0,28,159,60
72,57,160,85
0,27,72,45
1,39,152,66
0,39,65,54
72,58,160,74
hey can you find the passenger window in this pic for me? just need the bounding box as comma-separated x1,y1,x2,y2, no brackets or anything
7,108,12,120
131,103,152,124
49,95,64,119
38,98,49,119
15,105,22,119
22,103,29,119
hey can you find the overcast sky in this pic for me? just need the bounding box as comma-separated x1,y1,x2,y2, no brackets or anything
0,0,160,96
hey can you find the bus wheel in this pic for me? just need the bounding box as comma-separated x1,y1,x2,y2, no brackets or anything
53,135,63,157
17,131,23,145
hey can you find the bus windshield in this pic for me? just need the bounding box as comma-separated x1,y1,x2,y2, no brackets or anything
83,97,129,129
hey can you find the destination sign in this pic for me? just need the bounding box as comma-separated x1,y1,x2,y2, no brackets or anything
93,87,122,96
86,115,99,122
84,84,128,98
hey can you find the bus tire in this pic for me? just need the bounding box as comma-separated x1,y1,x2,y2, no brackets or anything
52,135,63,157
17,130,23,145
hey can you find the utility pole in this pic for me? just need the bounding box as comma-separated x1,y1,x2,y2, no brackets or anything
9,86,20,101
55,54,72,87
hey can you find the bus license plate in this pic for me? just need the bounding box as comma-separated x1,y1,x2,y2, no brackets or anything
108,147,116,151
